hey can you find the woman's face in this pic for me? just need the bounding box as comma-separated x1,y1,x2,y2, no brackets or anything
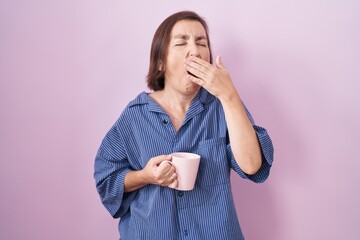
163,20,210,95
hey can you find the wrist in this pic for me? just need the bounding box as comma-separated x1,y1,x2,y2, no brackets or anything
138,168,151,185
218,90,241,105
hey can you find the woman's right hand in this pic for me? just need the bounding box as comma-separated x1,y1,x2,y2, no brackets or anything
124,155,178,192
142,155,178,188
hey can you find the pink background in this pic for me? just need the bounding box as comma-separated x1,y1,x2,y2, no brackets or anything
1,1,359,239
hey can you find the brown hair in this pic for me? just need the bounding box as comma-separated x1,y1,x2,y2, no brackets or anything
146,11,213,91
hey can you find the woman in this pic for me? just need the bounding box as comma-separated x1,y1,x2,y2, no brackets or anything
94,11,274,240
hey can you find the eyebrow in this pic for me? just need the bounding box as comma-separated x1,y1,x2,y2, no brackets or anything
172,34,207,41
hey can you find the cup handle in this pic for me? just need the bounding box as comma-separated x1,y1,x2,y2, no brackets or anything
159,160,172,166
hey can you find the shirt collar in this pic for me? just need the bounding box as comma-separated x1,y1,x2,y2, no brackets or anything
198,87,215,104
128,87,215,112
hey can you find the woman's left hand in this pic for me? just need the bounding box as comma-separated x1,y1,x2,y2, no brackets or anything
184,55,237,101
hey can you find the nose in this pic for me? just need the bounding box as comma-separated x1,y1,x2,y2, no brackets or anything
187,42,201,58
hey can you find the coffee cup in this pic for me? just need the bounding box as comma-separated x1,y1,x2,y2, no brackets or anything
161,152,201,191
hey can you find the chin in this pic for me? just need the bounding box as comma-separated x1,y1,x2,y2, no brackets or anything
185,83,200,93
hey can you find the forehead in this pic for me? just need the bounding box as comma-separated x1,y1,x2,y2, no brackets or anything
170,20,207,38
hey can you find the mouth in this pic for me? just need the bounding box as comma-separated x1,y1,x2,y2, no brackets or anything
187,71,198,78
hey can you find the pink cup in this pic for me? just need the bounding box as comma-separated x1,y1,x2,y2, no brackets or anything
162,152,201,191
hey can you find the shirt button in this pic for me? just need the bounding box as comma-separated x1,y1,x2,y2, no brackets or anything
178,191,184,197
163,119,168,124
184,229,188,236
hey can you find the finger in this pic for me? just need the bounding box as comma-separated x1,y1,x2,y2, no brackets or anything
162,165,176,177
170,172,177,181
216,55,225,69
151,154,172,166
156,161,173,174
188,74,206,86
184,58,210,77
159,171,176,186
185,65,207,80
168,179,179,189
186,56,212,69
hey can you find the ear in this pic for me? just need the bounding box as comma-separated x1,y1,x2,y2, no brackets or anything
158,61,164,71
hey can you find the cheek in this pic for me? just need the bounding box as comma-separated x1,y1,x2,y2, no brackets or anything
202,49,211,62
167,51,186,63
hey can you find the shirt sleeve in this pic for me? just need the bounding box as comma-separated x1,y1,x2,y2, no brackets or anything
226,104,274,183
94,122,136,218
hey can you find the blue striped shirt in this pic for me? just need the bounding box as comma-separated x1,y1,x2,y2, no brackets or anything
94,88,274,240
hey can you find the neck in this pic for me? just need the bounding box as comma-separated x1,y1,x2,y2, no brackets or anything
152,87,199,112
